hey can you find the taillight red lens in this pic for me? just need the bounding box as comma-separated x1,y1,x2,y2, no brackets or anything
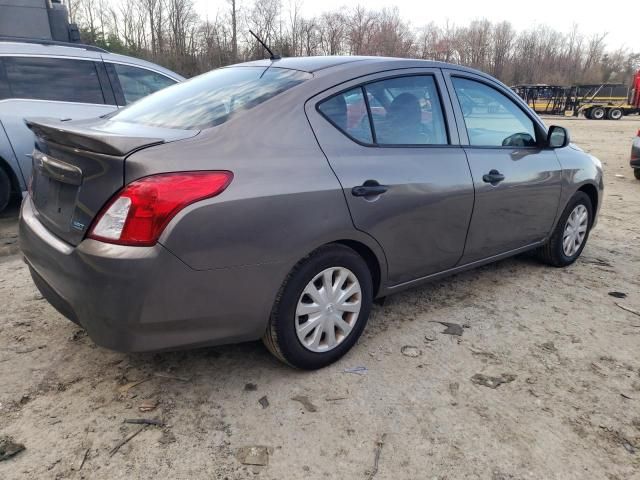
88,171,233,246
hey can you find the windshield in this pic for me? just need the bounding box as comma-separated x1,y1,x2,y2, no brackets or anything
110,66,311,130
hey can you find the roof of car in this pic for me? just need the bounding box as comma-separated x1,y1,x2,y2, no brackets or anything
233,55,485,76
0,40,103,58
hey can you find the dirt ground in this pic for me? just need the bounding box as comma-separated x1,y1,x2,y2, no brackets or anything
1,116,639,480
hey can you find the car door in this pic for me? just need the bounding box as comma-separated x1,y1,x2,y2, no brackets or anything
306,70,474,285
443,71,563,264
0,55,117,188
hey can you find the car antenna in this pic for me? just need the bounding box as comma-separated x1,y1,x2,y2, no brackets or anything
249,30,281,61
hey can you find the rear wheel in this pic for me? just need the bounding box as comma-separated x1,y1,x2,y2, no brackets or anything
263,244,373,369
590,107,606,120
0,166,11,213
634,169,640,180
607,108,623,120
537,191,593,267
583,109,592,119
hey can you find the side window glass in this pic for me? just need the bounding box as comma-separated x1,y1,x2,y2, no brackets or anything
318,87,373,144
3,57,105,104
452,77,537,147
364,75,448,145
113,64,176,104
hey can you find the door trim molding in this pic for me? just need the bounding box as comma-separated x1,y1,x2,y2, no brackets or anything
384,240,544,293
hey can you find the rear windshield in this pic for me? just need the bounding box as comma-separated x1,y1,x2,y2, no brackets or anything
110,66,311,130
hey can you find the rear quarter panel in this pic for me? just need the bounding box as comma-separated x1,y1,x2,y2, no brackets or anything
125,85,388,277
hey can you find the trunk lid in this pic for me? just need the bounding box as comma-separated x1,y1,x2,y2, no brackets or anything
26,117,197,246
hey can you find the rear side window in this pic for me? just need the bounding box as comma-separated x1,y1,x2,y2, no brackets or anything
364,75,448,145
2,57,105,104
317,75,449,146
113,63,176,104
318,87,373,144
111,66,311,130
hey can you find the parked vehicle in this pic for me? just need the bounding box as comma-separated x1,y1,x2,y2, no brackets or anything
19,56,603,369
512,70,640,120
632,129,640,180
0,39,184,212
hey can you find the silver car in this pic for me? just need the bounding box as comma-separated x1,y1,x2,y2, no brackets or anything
19,56,603,369
0,39,183,212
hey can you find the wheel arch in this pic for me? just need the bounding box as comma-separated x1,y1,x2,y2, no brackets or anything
577,182,599,215
333,239,383,298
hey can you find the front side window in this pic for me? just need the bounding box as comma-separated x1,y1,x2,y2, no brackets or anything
318,87,373,144
3,57,105,104
113,64,176,104
111,66,311,130
364,75,448,145
452,77,537,147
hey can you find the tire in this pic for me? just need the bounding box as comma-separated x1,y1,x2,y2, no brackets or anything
537,191,593,267
583,109,592,119
263,244,373,370
634,169,640,180
0,166,11,214
607,108,623,120
591,107,606,120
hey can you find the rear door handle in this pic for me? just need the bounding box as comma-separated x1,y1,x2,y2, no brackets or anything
482,169,505,185
351,182,389,197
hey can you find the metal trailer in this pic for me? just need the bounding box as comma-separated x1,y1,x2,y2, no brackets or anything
512,70,640,120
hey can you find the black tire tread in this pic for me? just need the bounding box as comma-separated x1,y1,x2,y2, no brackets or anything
0,166,11,213
262,243,370,369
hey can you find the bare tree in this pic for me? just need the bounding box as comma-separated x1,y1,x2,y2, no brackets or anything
70,2,638,84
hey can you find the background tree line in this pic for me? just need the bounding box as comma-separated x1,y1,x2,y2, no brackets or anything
67,0,640,86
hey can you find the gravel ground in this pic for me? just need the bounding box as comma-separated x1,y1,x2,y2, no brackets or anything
1,116,639,480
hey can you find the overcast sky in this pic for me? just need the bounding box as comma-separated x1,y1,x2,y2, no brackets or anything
193,0,639,51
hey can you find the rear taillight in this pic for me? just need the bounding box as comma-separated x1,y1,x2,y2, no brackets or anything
88,171,233,246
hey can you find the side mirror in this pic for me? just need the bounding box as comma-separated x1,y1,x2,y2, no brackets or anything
547,125,570,148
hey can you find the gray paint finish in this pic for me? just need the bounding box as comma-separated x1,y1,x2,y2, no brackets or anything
19,56,604,353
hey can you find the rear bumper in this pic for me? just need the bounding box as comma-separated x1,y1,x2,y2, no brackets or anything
19,197,285,352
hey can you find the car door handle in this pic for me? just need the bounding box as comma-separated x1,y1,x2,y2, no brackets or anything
482,169,505,185
351,182,389,197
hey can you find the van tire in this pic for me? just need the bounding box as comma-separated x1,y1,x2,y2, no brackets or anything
0,166,11,213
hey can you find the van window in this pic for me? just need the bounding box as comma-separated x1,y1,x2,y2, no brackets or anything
2,57,105,104
113,64,176,104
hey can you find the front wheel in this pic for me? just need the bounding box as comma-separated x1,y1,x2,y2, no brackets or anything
263,244,373,369
634,169,640,180
537,191,593,267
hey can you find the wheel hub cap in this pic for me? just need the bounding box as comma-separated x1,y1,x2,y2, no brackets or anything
562,204,588,257
295,267,362,353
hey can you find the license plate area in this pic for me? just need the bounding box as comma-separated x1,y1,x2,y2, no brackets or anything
31,151,82,233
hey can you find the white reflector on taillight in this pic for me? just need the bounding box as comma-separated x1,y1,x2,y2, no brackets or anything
91,196,132,240
88,171,233,246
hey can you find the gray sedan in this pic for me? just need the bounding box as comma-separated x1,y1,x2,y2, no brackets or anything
19,56,603,369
